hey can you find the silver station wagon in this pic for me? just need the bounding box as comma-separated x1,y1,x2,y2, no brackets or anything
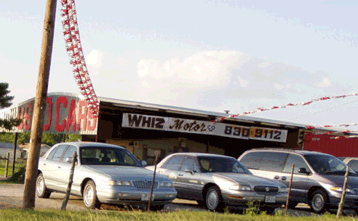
146,152,288,213
36,142,177,210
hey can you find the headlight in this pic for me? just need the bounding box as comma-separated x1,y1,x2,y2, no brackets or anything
109,180,132,186
230,184,251,191
279,187,289,193
331,187,355,194
160,181,174,188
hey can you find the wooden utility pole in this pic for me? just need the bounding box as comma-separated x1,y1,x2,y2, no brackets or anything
23,0,57,209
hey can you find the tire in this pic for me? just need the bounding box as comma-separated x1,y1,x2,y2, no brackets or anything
205,186,224,212
287,201,298,209
310,189,327,214
36,173,51,198
83,180,101,209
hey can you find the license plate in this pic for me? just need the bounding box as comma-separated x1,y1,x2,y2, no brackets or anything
141,193,154,201
265,196,276,203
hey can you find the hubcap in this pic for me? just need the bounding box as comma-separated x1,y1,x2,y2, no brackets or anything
84,184,94,207
312,194,324,211
36,176,44,195
207,190,219,210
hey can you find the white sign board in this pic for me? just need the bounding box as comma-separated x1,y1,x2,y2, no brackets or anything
122,113,287,143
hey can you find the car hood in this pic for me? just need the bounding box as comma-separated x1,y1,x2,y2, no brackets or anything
214,173,285,187
82,165,169,181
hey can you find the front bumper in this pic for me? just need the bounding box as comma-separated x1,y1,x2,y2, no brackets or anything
96,185,177,206
328,192,358,209
222,189,287,208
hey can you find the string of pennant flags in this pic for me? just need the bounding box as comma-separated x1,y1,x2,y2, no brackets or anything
217,92,358,123
215,92,358,140
61,0,99,116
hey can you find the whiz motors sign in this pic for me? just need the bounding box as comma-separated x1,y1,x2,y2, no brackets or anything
122,113,287,142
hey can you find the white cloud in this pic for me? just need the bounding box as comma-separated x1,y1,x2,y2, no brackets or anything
237,76,249,87
316,77,332,88
273,83,290,89
137,50,244,90
257,61,271,68
86,50,104,75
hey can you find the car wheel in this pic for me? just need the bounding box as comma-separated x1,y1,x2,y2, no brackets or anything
83,180,101,209
36,173,51,198
205,186,224,212
310,189,327,214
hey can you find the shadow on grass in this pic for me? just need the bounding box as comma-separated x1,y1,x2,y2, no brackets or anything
0,166,25,184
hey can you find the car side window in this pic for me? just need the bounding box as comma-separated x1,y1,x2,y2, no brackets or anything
61,145,77,163
48,145,68,161
283,154,311,174
239,152,264,169
180,156,197,172
347,160,358,172
162,155,184,171
260,152,289,172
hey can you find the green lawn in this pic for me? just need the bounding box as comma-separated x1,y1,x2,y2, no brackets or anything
0,209,355,221
0,158,26,179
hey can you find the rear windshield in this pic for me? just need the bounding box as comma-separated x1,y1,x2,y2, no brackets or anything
304,154,356,175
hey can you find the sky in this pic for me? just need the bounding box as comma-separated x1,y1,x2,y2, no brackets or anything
1,0,358,132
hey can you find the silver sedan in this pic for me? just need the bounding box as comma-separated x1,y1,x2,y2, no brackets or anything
36,142,177,210
146,152,288,213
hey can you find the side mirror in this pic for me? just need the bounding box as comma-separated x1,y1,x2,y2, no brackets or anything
185,169,195,175
141,160,148,167
298,168,310,175
65,157,73,163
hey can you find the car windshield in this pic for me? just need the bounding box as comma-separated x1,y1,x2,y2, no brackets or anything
197,156,252,174
304,154,356,176
80,146,142,167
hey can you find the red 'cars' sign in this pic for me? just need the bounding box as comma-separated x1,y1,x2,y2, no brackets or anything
15,94,98,134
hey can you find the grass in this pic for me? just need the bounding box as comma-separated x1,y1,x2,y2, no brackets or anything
0,158,26,181
0,209,356,221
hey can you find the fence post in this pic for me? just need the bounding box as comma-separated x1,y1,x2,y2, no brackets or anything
12,132,19,176
61,151,77,210
337,166,349,218
5,152,10,178
148,151,160,211
285,163,295,216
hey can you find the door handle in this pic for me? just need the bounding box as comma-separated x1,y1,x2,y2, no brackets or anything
274,175,279,179
281,176,287,181
178,173,183,176
58,166,61,169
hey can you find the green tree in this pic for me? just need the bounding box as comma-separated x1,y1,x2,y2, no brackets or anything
0,82,22,130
